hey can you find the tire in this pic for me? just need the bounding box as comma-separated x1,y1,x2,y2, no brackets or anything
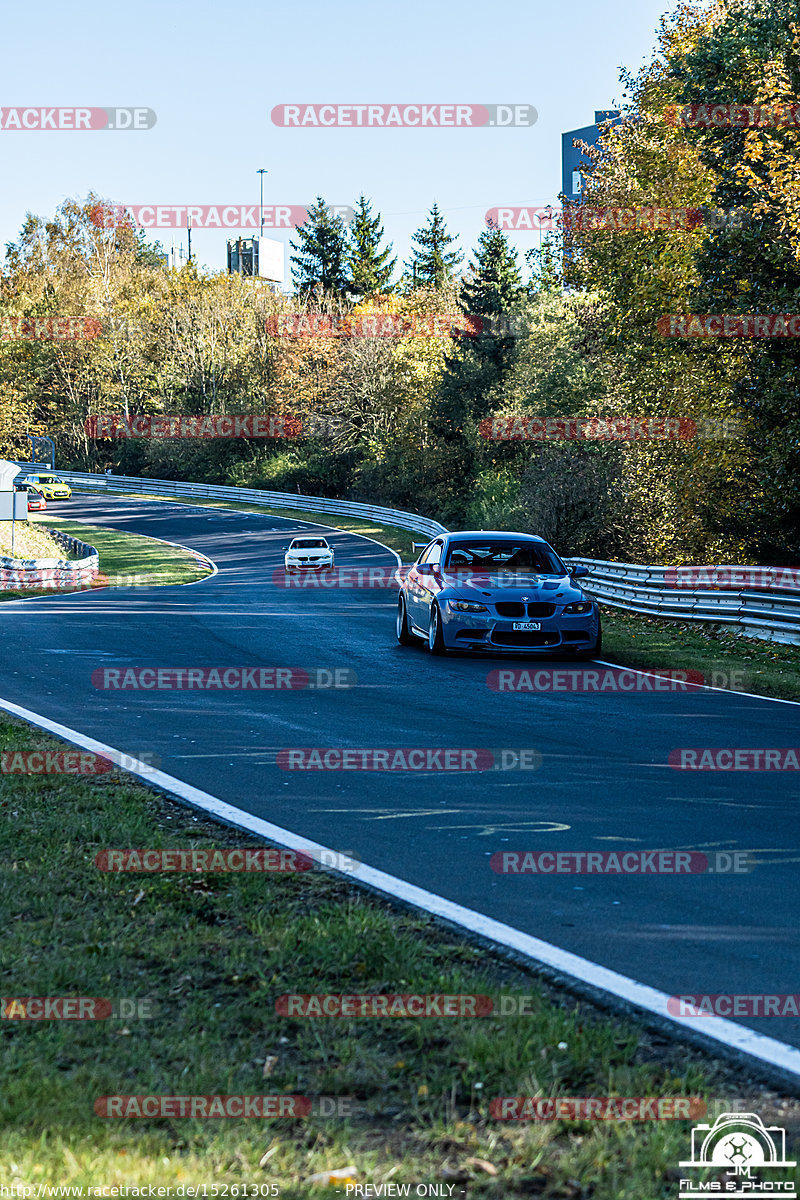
427,603,447,655
574,622,602,661
396,594,416,646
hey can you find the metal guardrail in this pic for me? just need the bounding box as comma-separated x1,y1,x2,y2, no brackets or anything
565,558,800,646
0,528,99,591
56,470,449,541
53,470,798,645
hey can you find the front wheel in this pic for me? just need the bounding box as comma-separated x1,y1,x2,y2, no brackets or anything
396,595,416,645
427,603,447,655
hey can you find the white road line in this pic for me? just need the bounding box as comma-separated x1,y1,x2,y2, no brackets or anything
1,693,799,1087
593,658,800,707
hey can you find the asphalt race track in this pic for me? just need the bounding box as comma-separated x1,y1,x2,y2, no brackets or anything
2,494,799,1051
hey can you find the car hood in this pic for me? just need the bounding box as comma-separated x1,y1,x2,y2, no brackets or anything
288,548,330,556
440,571,586,604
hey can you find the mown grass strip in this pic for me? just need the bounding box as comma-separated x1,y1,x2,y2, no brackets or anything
601,607,800,703
0,517,211,602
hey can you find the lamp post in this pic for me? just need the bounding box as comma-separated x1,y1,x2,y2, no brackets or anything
257,169,268,239
537,205,555,251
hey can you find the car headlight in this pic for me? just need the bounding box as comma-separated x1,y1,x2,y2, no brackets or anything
448,600,488,613
563,600,593,614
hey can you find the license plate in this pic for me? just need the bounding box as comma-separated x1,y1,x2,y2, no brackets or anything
513,621,542,631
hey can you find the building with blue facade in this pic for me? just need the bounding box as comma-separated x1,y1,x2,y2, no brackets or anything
561,111,622,202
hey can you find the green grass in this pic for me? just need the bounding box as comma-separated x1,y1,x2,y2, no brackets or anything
1,711,794,1194
601,607,800,703
0,517,212,602
0,520,72,560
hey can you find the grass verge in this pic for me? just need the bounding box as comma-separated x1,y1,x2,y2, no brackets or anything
601,607,800,703
0,520,70,560
1,711,797,1195
0,516,212,603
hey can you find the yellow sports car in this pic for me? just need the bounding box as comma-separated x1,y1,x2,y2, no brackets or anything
21,473,72,500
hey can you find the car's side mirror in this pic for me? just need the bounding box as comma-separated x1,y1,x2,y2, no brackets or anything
415,563,437,576
570,564,589,578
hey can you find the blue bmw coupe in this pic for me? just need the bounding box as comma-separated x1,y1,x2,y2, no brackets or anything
396,531,601,657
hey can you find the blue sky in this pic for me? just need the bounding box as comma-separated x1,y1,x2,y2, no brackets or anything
0,0,675,286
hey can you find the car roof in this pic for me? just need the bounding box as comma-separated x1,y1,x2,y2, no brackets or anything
443,531,549,544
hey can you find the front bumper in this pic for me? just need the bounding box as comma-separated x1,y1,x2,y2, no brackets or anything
285,558,334,571
439,606,599,652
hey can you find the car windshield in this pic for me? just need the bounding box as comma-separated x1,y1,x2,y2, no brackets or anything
443,541,565,575
292,539,327,549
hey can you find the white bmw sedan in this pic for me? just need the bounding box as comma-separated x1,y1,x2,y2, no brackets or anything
283,535,334,572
